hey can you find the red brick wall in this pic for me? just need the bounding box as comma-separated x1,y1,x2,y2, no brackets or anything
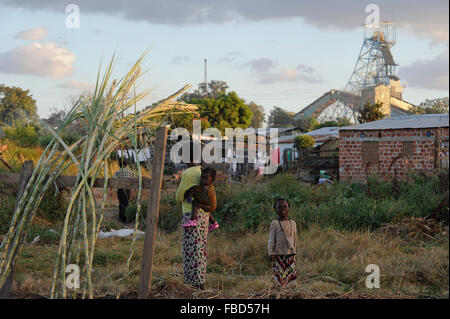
339,127,449,182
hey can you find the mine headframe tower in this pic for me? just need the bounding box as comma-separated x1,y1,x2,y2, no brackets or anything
345,21,398,93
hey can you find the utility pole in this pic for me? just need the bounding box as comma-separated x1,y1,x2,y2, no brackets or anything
204,58,208,97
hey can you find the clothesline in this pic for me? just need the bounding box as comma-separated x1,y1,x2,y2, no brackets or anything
117,148,152,163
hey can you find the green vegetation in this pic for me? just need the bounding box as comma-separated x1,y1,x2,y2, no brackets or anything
1,170,448,298
412,97,449,115
358,101,385,123
3,122,40,148
152,172,449,234
294,135,315,151
267,106,296,128
0,84,38,125
247,101,265,128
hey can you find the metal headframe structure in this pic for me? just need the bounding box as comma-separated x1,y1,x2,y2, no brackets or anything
325,22,398,121
346,22,398,93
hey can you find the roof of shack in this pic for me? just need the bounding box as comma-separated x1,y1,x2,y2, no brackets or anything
340,114,449,131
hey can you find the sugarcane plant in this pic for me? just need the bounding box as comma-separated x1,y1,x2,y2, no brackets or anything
0,53,198,298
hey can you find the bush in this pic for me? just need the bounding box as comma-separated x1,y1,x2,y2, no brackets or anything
39,131,81,147
212,172,449,233
125,202,148,226
0,183,66,235
125,193,181,233
0,185,16,234
61,132,81,145
141,171,449,234
38,134,53,147
294,135,315,150
3,122,39,148
37,185,67,222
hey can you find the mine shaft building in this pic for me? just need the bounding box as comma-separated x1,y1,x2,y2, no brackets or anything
339,114,449,182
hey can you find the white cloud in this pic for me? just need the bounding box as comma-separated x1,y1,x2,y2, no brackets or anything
1,0,447,43
57,80,95,90
242,58,323,84
400,50,449,91
15,26,48,40
0,42,75,78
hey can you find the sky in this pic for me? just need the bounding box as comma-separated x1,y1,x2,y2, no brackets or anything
0,0,448,119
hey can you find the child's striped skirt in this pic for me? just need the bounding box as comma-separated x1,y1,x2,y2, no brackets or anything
273,255,298,286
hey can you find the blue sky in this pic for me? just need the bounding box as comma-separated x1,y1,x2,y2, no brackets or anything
0,0,448,119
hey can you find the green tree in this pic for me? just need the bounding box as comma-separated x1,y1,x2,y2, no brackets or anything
42,109,66,130
411,97,449,115
358,101,385,123
294,134,315,159
294,117,319,132
191,92,252,133
183,80,230,99
0,84,38,125
267,106,295,128
317,117,353,128
208,80,229,98
3,121,39,148
247,101,265,128
294,134,315,150
175,91,252,133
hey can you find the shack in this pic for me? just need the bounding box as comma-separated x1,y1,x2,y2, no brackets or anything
339,114,449,182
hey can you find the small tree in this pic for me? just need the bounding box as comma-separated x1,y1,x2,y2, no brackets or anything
411,97,449,115
247,101,265,128
0,84,38,125
3,121,39,148
294,135,315,159
268,106,295,128
295,116,319,132
358,101,385,123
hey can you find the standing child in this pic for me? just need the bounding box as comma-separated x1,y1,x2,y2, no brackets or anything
268,198,298,287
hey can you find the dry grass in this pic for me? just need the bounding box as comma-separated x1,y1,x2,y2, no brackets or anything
11,224,449,299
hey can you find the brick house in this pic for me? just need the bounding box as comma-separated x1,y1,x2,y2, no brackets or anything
339,114,449,182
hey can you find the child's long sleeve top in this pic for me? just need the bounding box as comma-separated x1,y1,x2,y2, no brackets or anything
268,220,297,256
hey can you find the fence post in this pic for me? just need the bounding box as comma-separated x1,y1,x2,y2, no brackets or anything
0,160,34,299
138,125,169,299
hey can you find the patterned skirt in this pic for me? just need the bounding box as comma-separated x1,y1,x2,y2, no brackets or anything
273,255,298,286
181,207,209,287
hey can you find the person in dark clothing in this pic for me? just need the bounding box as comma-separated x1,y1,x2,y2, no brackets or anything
114,159,134,223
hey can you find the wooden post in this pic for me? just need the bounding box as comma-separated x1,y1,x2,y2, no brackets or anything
138,126,169,299
0,160,34,299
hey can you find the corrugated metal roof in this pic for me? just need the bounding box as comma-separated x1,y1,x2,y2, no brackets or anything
254,127,299,135
276,126,340,144
340,114,449,131
306,126,340,137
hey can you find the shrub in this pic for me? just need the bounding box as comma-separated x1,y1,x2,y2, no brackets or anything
3,122,39,148
0,183,66,235
152,171,449,234
125,202,148,226
39,131,81,148
294,135,315,150
38,134,53,147
213,172,449,233
0,189,15,234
